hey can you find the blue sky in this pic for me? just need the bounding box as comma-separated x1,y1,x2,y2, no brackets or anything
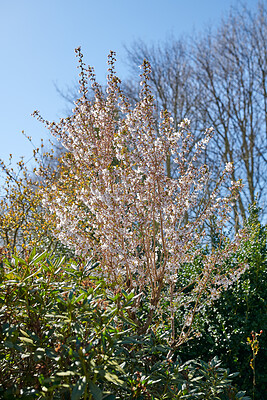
0,0,260,167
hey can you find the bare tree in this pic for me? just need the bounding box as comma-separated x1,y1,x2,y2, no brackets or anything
124,39,200,130
124,2,267,227
193,2,267,228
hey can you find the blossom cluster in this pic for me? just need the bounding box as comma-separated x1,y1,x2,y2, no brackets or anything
36,49,247,345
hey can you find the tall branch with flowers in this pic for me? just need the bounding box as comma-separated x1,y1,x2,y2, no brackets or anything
34,49,247,348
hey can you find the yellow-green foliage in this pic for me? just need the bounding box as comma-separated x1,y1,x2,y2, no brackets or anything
0,156,56,257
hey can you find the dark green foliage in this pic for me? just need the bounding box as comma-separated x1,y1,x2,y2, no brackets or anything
0,252,127,399
178,205,267,400
0,249,248,399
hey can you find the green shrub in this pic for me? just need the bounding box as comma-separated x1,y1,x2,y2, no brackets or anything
0,251,127,399
177,205,267,400
0,249,249,399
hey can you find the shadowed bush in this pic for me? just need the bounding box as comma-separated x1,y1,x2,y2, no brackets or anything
0,249,250,399
177,205,267,400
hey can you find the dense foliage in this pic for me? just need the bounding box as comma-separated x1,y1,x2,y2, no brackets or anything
177,205,267,400
0,249,252,399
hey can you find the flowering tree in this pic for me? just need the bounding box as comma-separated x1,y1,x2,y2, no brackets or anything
35,49,247,348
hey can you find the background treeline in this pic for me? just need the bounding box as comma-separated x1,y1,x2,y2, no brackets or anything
122,1,267,231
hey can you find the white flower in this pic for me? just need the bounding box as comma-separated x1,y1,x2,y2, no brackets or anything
225,162,233,173
178,118,191,128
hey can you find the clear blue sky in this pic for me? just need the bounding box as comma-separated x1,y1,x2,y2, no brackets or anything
0,0,259,166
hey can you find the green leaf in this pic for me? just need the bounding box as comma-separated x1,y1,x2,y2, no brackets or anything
19,337,34,344
29,250,47,265
14,343,24,352
105,360,125,374
56,371,76,377
88,380,103,400
71,292,86,304
121,316,138,327
236,391,249,399
23,267,43,281
34,347,46,361
118,337,140,344
20,329,30,337
71,376,86,400
3,341,14,349
104,372,124,385
45,349,60,361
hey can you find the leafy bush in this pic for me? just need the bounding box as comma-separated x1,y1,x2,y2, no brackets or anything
177,205,267,400
0,156,58,257
0,251,130,399
0,249,249,399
